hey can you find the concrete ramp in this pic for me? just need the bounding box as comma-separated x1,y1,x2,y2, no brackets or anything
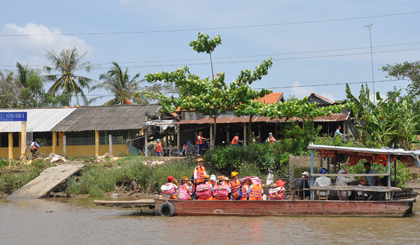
7,162,84,200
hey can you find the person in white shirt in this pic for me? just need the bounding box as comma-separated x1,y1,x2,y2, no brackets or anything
314,168,331,198
336,169,354,198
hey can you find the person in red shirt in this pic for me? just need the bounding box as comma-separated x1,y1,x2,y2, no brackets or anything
231,133,241,146
196,132,207,155
156,139,162,157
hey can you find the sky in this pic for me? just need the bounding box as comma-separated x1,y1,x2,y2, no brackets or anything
1,0,419,105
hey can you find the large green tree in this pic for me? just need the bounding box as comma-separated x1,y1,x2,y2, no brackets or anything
382,61,420,97
91,62,142,105
44,47,95,105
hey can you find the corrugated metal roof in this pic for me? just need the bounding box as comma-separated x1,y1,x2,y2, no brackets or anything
0,108,76,132
51,104,161,132
177,113,350,125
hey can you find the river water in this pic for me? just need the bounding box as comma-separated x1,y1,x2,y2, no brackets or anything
1,198,420,245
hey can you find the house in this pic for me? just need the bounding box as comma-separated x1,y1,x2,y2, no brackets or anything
0,104,161,159
175,92,352,146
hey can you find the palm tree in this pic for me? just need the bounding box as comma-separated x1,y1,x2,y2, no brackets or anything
44,47,95,105
91,62,142,105
15,62,35,88
0,71,20,108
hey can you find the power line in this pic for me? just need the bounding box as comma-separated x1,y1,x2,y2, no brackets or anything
1,46,419,70
255,79,408,90
1,11,420,37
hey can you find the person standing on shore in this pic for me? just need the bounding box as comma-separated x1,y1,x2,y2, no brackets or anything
196,132,207,155
156,139,162,157
266,132,276,144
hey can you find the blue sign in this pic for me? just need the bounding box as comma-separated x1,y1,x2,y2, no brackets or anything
0,112,27,121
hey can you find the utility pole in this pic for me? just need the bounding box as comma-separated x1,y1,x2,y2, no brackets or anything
364,24,375,104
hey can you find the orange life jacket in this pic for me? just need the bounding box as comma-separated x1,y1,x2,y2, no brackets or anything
249,184,262,200
194,166,205,184
240,185,249,200
268,136,275,144
230,179,241,194
213,182,229,200
231,136,239,145
197,135,203,145
156,142,162,152
197,182,212,200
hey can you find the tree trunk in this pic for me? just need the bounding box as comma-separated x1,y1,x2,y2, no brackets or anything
209,53,214,80
212,117,217,150
247,115,253,145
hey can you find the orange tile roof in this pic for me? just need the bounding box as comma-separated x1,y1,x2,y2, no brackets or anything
256,92,284,104
310,93,334,104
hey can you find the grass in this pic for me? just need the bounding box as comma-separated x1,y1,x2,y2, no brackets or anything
0,159,55,194
66,156,198,198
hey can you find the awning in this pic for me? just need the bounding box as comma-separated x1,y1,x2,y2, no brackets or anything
308,144,420,167
177,113,350,125
146,120,177,131
0,108,76,132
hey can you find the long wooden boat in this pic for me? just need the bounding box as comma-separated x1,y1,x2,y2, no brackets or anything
153,198,416,217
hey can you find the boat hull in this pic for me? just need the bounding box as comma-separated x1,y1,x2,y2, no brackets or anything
155,199,414,217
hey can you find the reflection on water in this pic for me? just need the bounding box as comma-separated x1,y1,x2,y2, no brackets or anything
1,198,420,244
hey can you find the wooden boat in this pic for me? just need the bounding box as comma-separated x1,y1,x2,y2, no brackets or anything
95,145,420,217
154,198,415,217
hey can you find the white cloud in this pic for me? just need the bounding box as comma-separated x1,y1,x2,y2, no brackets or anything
321,92,336,102
291,81,313,98
0,23,93,66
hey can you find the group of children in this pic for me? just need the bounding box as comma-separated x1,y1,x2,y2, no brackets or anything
161,158,287,201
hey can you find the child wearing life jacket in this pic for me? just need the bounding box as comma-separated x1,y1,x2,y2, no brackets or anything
240,176,252,200
229,172,241,199
249,176,263,200
214,176,230,200
161,176,178,199
177,176,192,200
196,175,213,201
269,180,286,200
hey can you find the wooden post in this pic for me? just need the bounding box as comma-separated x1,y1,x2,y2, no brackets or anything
95,130,99,157
177,126,180,157
258,125,261,143
63,136,66,157
21,121,26,155
243,123,246,147
387,155,391,187
226,126,230,144
8,132,13,160
109,135,113,156
394,160,397,187
52,132,57,154
210,125,213,147
310,149,314,200
144,127,148,156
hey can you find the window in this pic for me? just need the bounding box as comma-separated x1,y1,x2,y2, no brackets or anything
66,131,95,146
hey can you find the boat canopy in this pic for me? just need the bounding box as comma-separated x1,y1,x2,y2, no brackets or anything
308,143,420,168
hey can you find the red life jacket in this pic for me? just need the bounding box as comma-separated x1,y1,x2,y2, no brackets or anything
156,142,162,152
197,135,203,145
249,184,262,200
231,136,239,145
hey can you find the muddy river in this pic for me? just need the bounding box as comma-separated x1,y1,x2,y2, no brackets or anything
1,198,420,244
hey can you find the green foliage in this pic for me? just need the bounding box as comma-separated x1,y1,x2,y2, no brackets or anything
189,32,222,54
44,47,95,105
91,62,143,105
204,143,289,177
346,83,420,149
382,61,420,97
66,156,197,197
278,122,322,156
